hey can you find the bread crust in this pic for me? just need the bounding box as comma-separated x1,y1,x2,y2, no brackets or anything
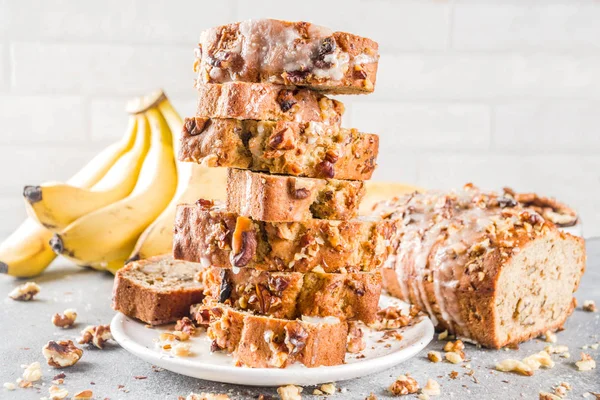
111,256,204,325
173,202,392,273
374,186,586,348
226,168,365,222
195,82,344,125
191,302,348,368
179,118,378,180
195,19,379,94
200,266,381,323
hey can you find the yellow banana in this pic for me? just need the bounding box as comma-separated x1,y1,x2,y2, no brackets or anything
51,110,178,265
0,117,140,278
127,97,226,263
24,117,151,231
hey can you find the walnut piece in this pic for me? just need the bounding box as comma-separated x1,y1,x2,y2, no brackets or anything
284,324,308,355
370,305,420,330
576,353,596,371
3,382,16,391
43,340,83,368
427,351,442,363
583,300,598,312
320,383,336,395
545,345,569,354
9,282,40,301
174,317,196,336
230,216,257,268
277,384,303,400
523,351,555,370
171,343,192,357
389,374,419,395
347,322,366,353
52,309,77,328
445,351,464,364
73,390,94,399
544,330,557,343
443,340,465,359
365,394,377,400
180,393,231,400
539,392,561,400
22,361,42,382
49,384,69,399
421,379,441,396
78,325,112,349
495,359,534,376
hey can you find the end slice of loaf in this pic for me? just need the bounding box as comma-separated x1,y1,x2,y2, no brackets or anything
226,168,365,222
111,255,205,325
195,82,344,125
373,186,586,349
173,201,391,273
191,301,348,368
200,266,381,323
195,19,379,94
179,118,379,180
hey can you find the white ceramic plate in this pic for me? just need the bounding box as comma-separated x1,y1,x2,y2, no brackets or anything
111,295,434,387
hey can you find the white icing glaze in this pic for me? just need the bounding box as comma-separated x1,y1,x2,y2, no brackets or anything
301,315,340,325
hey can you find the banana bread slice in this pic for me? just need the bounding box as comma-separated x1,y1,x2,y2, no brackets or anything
111,255,205,325
373,185,586,349
191,301,348,368
179,118,378,180
226,168,365,222
173,201,392,273
200,266,381,323
195,82,344,125
195,19,379,94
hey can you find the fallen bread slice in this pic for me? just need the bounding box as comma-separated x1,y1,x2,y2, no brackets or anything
112,255,205,325
372,185,586,349
195,82,344,126
195,19,379,94
200,266,381,323
191,301,348,368
173,201,391,274
227,168,365,222
179,118,379,180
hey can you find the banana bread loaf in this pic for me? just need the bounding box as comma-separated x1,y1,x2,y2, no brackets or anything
111,255,205,325
195,82,344,126
173,201,392,273
179,118,378,180
191,301,348,368
200,266,381,323
195,19,379,94
226,168,365,222
372,184,586,348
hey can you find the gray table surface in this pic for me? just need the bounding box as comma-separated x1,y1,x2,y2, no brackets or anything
1,240,599,400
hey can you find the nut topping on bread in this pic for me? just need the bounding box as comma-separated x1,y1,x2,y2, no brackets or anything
230,216,257,268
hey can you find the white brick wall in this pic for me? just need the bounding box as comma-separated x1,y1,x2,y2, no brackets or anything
0,0,599,239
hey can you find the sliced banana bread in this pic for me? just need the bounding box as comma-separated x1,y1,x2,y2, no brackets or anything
200,266,381,323
179,118,378,180
372,185,586,349
195,82,344,125
191,301,348,368
111,255,205,325
226,168,364,222
195,19,379,94
173,201,392,273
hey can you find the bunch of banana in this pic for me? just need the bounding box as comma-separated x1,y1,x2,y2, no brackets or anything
1,90,226,277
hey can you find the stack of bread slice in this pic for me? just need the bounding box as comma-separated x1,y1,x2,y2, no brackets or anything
172,19,387,368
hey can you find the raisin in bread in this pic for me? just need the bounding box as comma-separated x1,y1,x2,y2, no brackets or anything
179,118,378,180
226,168,365,222
195,19,379,94
111,255,205,325
200,266,381,323
372,184,586,348
195,82,344,126
191,301,348,368
173,201,392,273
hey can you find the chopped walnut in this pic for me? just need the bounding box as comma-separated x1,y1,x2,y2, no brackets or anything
575,353,596,371
544,330,557,343
52,309,77,328
445,351,464,364
523,351,555,370
495,359,534,376
443,340,465,358
389,374,419,395
371,305,419,330
427,351,442,363
171,343,192,357
3,382,16,390
583,300,598,312
437,330,448,340
277,384,302,400
449,371,459,379
421,379,441,396
545,345,569,355
49,384,69,399
9,282,40,301
347,322,366,353
21,361,42,382
539,392,561,400
73,390,94,399
320,383,336,395
553,381,571,397
78,325,112,349
174,317,196,335
43,340,83,368
180,393,231,400
365,394,377,400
